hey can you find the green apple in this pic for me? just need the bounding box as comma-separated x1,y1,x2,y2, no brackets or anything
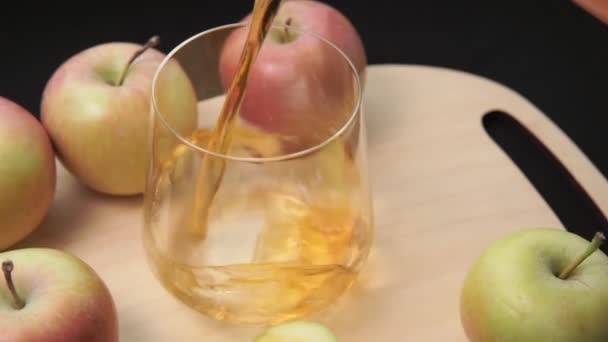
253,320,337,342
460,228,608,341
0,97,55,250
41,36,198,196
0,248,118,341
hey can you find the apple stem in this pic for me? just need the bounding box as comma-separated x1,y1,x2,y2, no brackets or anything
2,260,25,310
558,232,606,280
283,17,292,43
116,35,160,86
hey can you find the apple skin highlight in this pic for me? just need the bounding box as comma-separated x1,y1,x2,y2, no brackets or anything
460,228,608,342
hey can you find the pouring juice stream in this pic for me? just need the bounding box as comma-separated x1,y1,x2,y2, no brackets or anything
188,0,284,237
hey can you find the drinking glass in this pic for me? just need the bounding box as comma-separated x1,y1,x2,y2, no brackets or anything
143,22,372,325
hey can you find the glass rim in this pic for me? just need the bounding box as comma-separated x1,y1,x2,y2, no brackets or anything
151,22,363,163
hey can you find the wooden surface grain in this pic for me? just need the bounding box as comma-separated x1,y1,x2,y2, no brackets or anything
14,64,608,341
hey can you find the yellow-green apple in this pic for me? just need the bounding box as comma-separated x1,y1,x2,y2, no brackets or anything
254,320,337,342
0,248,118,341
0,97,55,251
460,228,608,341
218,0,366,151
41,36,198,196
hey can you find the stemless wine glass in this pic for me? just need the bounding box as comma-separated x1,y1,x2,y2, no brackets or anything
143,22,373,326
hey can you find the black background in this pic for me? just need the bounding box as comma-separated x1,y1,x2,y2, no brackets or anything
1,0,607,178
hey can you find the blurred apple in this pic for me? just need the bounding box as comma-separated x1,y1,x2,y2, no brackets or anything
0,97,55,251
0,248,118,341
574,0,608,23
41,36,198,196
254,320,337,341
218,0,366,151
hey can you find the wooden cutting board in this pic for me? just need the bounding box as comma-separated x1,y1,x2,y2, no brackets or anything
14,64,608,341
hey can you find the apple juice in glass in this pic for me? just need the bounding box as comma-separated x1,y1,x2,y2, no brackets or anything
143,21,372,325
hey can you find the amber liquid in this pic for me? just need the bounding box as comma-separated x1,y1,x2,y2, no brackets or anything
146,127,370,324
144,0,370,325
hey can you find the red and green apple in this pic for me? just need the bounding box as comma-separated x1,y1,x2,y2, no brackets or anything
218,0,367,151
0,97,55,250
0,248,118,342
41,36,198,196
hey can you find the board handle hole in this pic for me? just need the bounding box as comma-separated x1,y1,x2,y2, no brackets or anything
482,110,608,251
